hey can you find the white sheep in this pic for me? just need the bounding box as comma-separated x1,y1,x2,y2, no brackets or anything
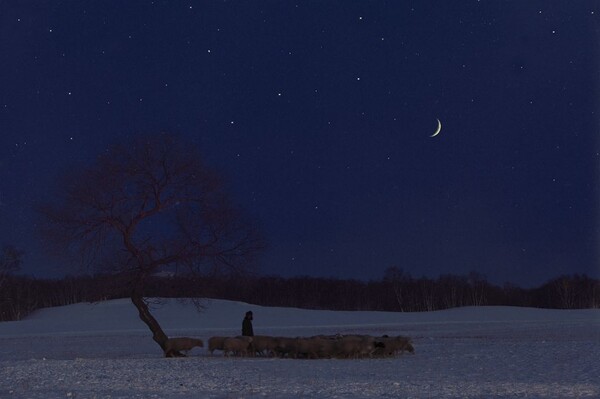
164,337,204,357
208,336,227,355
273,337,297,358
309,337,340,359
251,335,279,357
373,335,414,357
336,335,376,358
222,336,253,357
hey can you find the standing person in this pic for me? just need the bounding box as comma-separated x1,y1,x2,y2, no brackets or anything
242,311,254,337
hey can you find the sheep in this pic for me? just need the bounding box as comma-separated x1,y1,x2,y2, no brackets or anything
313,338,341,358
293,337,321,359
298,337,340,359
251,335,279,357
336,335,377,358
163,337,204,357
223,336,253,357
208,336,228,355
273,337,297,358
392,335,414,354
207,333,413,359
373,335,414,357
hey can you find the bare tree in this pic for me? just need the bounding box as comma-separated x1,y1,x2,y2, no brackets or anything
553,276,577,309
467,271,488,306
383,266,411,312
0,245,25,320
40,133,264,355
0,245,23,289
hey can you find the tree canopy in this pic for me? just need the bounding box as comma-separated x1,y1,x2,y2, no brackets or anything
40,133,264,354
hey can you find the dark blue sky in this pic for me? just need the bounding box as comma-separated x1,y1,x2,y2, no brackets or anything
1,1,598,286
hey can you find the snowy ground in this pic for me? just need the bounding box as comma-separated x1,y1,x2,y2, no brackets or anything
1,298,599,398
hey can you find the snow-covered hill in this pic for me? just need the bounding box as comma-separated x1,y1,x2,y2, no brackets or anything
1,298,599,398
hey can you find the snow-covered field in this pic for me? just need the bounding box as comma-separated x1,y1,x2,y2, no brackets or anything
1,298,598,398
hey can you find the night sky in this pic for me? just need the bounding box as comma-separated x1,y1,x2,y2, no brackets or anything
1,1,599,287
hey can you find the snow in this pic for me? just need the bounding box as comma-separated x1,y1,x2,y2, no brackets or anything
1,298,599,398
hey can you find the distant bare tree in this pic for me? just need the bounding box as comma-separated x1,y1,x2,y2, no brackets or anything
553,276,577,309
438,274,468,309
0,245,23,289
40,133,264,356
0,245,25,321
383,266,411,311
467,271,488,306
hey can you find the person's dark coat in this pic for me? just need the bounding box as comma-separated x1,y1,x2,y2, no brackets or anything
242,312,254,336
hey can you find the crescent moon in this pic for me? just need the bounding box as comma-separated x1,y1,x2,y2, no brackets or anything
430,119,442,137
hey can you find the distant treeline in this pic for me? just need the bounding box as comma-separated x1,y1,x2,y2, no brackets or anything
1,269,598,321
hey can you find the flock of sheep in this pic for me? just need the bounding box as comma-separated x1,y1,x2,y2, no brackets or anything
164,334,414,359
203,334,414,359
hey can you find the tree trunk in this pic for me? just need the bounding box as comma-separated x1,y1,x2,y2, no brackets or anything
130,294,184,357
